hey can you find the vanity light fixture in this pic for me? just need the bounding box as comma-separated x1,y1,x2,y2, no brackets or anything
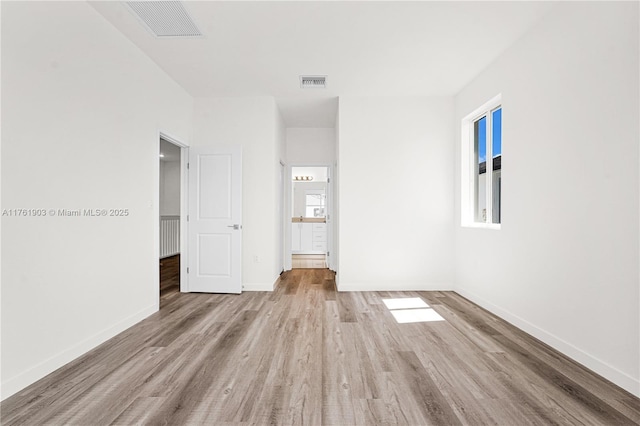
293,176,314,181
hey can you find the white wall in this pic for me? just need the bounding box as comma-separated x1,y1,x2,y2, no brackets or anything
1,1,193,399
286,128,336,165
160,160,180,216
193,97,281,290
337,97,455,291
454,2,639,396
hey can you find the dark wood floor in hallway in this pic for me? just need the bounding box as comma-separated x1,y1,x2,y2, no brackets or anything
159,254,180,302
2,269,639,425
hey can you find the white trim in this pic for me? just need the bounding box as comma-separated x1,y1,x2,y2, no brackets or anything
339,282,454,292
242,282,277,292
454,288,640,397
465,222,501,231
0,304,156,401
284,164,292,271
327,165,335,271
179,146,189,293
278,161,286,275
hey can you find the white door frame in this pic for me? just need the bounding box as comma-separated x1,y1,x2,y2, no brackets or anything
284,164,334,271
156,131,189,302
278,161,286,274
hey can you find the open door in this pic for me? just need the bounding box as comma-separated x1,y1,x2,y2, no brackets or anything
325,166,333,271
187,145,242,293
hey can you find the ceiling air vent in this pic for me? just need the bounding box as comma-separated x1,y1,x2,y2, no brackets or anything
126,1,203,38
300,75,327,89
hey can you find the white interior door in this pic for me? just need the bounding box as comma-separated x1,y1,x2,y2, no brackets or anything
188,145,242,293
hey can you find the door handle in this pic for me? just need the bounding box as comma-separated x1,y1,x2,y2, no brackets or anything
227,224,242,230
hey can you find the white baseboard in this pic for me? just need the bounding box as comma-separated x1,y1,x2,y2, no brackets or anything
454,287,640,398
338,282,453,292
242,282,275,292
1,304,157,401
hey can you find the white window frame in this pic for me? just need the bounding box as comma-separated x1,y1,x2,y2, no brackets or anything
461,94,502,230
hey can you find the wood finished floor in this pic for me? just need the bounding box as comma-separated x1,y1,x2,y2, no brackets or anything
2,268,639,425
159,254,180,299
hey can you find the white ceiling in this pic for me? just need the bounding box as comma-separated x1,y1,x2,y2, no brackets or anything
91,1,555,127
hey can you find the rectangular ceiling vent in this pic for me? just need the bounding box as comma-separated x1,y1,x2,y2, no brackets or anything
300,76,327,89
125,1,203,38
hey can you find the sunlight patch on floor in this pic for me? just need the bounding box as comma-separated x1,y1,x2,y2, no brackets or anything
382,297,445,324
382,297,429,310
390,308,445,324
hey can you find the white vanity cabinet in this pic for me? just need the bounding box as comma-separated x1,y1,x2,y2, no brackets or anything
292,222,326,254
311,223,327,252
291,223,300,251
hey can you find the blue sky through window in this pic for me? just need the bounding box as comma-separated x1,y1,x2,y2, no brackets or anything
476,108,501,165
492,108,502,157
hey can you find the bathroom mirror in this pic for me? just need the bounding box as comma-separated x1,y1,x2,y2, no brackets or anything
292,167,327,218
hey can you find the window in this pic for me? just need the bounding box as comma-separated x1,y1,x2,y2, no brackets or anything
462,95,502,228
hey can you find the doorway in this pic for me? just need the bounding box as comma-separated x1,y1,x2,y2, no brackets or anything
289,166,331,269
159,136,186,303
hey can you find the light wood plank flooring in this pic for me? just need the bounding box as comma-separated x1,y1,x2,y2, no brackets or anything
292,254,327,269
2,269,639,425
